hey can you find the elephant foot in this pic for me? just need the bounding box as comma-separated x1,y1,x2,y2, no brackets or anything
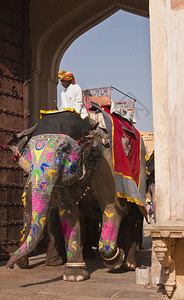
46,256,64,266
16,256,29,269
123,261,136,271
101,248,125,270
63,263,89,282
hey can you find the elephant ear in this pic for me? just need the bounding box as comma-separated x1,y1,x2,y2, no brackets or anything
7,124,38,155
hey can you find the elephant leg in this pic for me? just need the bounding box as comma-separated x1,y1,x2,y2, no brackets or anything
98,203,125,270
59,201,89,282
45,207,66,266
119,219,137,270
135,214,144,250
118,218,137,270
118,203,142,271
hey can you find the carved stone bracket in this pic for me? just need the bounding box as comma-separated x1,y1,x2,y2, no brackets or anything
144,222,184,298
152,237,176,298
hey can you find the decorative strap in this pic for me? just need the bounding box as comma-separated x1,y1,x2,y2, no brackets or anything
79,186,90,200
66,262,86,269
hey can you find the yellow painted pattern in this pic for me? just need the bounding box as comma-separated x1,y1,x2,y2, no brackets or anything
40,108,80,119
117,191,143,206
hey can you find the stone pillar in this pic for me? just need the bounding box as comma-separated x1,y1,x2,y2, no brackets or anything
144,1,184,298
30,69,41,125
40,78,58,111
149,0,184,222
30,70,58,125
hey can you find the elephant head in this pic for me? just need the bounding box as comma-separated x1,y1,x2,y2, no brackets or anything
6,111,95,268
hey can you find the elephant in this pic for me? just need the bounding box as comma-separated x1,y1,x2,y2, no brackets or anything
6,109,147,281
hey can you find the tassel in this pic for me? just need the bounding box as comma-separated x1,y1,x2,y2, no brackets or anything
12,153,20,162
0,144,6,150
77,137,84,145
91,122,99,130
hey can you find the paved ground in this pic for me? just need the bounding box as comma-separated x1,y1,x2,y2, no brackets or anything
0,238,164,300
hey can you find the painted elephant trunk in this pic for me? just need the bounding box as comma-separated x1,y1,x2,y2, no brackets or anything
7,134,84,268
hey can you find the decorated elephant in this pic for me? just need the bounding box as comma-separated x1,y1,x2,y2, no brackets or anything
5,106,147,281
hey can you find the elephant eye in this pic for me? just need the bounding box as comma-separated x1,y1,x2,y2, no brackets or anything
61,145,70,153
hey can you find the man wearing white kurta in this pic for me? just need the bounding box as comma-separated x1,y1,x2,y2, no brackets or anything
58,70,88,119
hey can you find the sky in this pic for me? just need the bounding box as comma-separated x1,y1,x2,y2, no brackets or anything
57,10,153,132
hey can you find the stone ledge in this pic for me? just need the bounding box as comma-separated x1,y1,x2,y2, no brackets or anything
144,221,184,238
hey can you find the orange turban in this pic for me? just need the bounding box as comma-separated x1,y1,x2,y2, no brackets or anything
58,70,75,84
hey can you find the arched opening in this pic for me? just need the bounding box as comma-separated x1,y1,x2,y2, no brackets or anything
29,1,149,125
57,10,152,133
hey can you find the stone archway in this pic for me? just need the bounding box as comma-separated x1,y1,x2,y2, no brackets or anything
29,0,148,124
29,1,184,297
1,2,184,296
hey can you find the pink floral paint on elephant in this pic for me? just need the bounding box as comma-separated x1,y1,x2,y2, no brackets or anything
59,209,78,261
8,133,84,267
99,210,117,255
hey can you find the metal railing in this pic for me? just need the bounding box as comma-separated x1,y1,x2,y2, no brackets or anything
82,86,135,113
